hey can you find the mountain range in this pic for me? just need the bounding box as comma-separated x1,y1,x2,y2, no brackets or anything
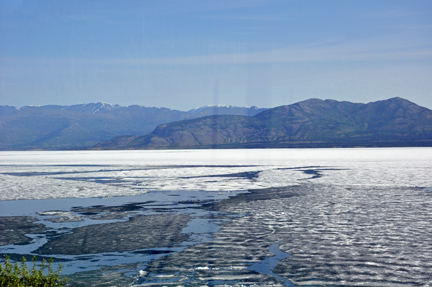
2,98,432,150
95,97,432,149
0,103,265,150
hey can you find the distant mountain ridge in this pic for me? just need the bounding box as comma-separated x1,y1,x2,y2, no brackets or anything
95,97,432,149
187,105,266,117
0,103,266,150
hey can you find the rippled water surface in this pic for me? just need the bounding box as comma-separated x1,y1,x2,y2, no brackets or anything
0,148,431,286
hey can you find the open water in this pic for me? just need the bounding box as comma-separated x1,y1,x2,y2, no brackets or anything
0,148,431,286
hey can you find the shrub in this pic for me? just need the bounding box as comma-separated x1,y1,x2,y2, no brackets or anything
0,255,67,287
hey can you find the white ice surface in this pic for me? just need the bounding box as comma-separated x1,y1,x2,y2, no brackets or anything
1,148,431,201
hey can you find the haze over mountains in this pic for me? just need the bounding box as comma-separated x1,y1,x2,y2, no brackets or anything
0,103,265,150
1,98,431,150
96,97,432,149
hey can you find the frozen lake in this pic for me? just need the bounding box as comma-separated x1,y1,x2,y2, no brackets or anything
1,148,432,286
1,148,430,201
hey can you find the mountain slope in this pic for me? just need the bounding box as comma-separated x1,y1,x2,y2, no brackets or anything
0,105,186,150
95,98,432,149
0,103,267,150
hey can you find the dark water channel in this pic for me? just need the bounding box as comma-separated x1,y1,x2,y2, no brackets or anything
248,243,295,287
0,189,243,277
1,172,432,286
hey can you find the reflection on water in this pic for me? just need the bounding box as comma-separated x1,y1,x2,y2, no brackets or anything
0,148,432,286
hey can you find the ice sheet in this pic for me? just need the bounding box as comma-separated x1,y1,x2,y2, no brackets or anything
1,148,431,201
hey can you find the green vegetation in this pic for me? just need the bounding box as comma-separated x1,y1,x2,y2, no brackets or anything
0,255,66,287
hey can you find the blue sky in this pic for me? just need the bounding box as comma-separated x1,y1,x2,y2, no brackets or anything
1,0,432,110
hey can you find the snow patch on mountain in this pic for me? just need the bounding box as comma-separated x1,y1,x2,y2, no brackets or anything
63,102,122,114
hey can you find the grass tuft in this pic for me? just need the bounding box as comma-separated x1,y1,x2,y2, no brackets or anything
0,255,67,287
